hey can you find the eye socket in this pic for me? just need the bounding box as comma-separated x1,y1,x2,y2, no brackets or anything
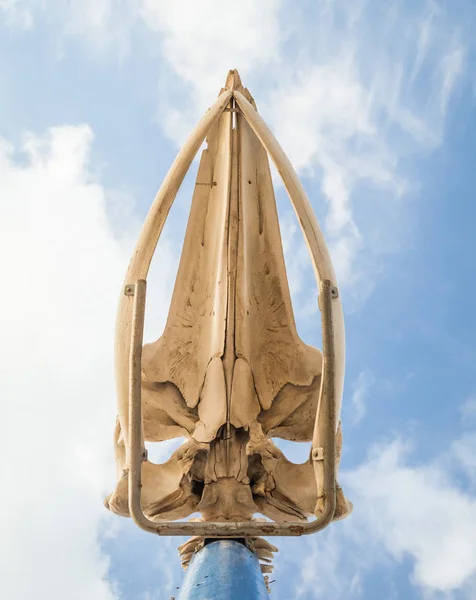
191,479,204,496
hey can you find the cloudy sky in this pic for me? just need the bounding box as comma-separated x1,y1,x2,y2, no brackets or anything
2,1,476,598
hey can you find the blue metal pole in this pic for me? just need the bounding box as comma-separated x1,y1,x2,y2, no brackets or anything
177,540,269,599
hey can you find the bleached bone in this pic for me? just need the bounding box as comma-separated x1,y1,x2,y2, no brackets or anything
114,89,232,466
106,70,352,536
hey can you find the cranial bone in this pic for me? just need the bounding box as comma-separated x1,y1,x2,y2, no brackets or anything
105,70,352,531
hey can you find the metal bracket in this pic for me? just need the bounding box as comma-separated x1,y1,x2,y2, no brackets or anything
318,285,339,311
311,447,324,461
124,284,136,297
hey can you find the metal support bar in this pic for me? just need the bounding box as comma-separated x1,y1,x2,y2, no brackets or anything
127,279,337,537
311,279,337,518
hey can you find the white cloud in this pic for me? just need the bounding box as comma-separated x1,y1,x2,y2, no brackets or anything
265,59,386,296
350,370,375,424
13,0,284,142
0,124,139,599
284,431,476,599
276,509,386,600
138,0,283,144
279,210,319,321
0,0,32,28
346,437,476,592
60,0,136,58
7,1,468,307
451,433,476,487
132,0,466,304
461,397,476,422
263,0,466,300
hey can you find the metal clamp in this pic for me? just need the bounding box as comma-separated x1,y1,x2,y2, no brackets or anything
311,447,324,461
318,285,339,311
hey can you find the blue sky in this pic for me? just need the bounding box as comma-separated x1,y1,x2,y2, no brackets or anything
1,1,476,599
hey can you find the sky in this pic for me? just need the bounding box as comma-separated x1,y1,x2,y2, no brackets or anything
1,1,476,599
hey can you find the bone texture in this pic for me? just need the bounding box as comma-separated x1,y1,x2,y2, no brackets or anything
105,70,352,557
